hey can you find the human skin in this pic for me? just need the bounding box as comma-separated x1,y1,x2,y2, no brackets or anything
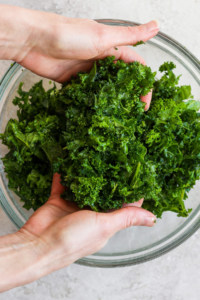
0,5,158,292
0,4,158,108
0,174,156,292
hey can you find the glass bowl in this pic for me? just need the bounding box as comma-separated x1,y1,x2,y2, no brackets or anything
0,20,200,268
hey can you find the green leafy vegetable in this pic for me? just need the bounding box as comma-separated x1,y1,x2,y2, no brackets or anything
1,57,200,218
133,41,145,47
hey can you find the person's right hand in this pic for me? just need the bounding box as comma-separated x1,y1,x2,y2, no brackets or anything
0,5,159,109
18,173,156,275
0,173,155,292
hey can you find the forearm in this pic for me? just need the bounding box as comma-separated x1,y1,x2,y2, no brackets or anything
0,232,45,292
0,230,76,292
0,5,30,60
0,4,54,62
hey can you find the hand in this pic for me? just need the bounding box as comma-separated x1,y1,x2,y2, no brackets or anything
18,173,156,272
0,173,156,292
0,6,158,291
0,5,159,109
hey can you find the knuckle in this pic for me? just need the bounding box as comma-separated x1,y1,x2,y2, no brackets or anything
123,210,137,228
126,26,134,34
92,24,107,53
124,216,132,228
136,25,144,34
101,219,111,237
49,24,63,51
132,25,144,41
97,215,111,237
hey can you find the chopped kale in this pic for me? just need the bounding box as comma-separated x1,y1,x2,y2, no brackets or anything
133,41,145,47
1,57,200,217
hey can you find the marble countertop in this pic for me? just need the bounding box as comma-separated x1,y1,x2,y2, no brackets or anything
0,0,200,299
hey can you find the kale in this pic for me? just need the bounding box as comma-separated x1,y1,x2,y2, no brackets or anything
1,57,200,217
133,40,145,47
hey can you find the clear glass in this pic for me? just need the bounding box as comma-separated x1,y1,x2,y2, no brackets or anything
0,20,199,267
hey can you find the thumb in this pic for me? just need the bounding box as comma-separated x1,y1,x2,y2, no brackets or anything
100,20,159,49
50,173,65,196
99,206,156,238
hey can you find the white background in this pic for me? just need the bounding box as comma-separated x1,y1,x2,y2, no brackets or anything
0,1,200,299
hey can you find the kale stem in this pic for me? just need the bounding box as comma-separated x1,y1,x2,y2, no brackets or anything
179,189,185,210
130,162,141,188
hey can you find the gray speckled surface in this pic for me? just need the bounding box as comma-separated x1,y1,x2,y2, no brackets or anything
0,0,200,299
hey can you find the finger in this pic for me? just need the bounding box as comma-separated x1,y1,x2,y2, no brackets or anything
97,46,152,109
19,49,94,83
141,90,152,111
49,173,80,213
97,45,146,64
99,206,156,237
56,60,93,82
122,198,144,208
58,46,147,82
101,20,159,49
96,45,145,63
50,173,65,196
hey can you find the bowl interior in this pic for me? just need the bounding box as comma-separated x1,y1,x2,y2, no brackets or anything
0,20,200,267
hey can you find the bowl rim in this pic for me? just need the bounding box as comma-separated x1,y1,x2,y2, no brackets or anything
0,19,200,268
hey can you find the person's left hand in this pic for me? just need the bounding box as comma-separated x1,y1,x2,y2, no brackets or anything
17,173,156,271
0,5,159,109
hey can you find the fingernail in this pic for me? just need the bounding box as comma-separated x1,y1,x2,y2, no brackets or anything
145,216,157,226
122,198,144,208
146,20,159,32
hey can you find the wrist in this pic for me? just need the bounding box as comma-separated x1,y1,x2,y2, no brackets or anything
0,226,77,292
17,227,77,282
36,229,78,276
